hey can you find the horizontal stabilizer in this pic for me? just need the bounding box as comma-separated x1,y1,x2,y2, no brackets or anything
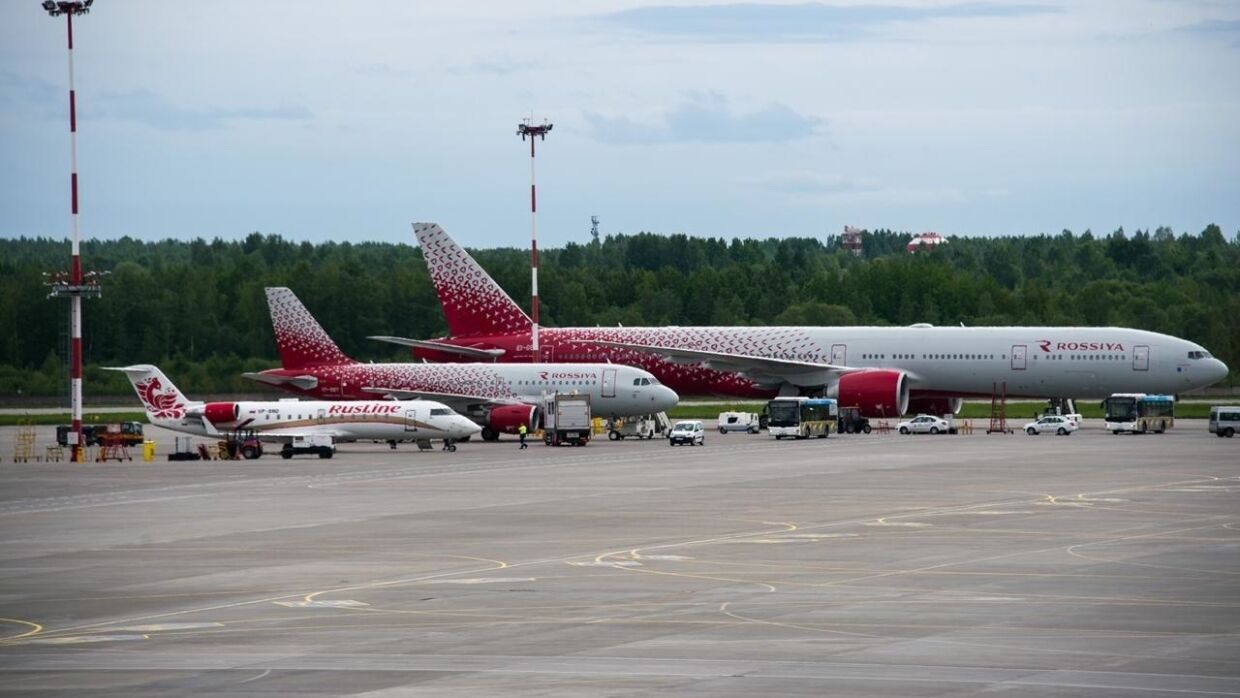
368,336,505,359
241,372,320,390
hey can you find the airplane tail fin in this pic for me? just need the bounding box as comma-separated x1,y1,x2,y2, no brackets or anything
265,287,356,369
413,222,533,338
104,364,195,424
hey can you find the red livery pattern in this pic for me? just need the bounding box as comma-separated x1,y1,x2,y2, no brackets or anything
329,404,402,415
135,377,185,420
415,223,533,337
268,287,354,369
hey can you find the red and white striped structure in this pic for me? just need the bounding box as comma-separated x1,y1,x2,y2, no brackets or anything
516,118,552,362
43,1,99,463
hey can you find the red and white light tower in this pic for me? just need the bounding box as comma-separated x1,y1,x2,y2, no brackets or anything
516,118,552,362
42,0,102,463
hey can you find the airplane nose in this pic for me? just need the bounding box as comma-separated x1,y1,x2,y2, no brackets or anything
1208,358,1229,385
654,385,679,412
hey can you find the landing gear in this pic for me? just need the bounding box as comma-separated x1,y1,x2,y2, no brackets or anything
481,427,499,442
443,439,457,452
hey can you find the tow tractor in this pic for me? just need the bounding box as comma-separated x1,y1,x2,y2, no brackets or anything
836,406,872,434
280,435,335,459
218,430,264,460
608,414,659,440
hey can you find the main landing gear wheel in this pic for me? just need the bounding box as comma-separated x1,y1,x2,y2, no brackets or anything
481,427,499,442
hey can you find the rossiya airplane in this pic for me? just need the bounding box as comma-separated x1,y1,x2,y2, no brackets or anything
241,288,679,441
377,222,1230,417
107,364,481,458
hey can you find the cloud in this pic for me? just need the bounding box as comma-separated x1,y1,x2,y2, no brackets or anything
586,92,821,144
1176,18,1240,46
449,56,540,76
92,90,312,131
0,72,62,119
599,2,1061,43
752,171,882,195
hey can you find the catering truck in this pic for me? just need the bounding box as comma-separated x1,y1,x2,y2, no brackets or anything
543,394,592,446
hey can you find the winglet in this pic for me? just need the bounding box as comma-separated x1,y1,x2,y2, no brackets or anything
265,287,355,369
413,222,532,337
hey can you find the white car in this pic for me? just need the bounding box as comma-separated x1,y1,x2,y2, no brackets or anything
669,420,706,446
1024,415,1078,435
897,414,951,435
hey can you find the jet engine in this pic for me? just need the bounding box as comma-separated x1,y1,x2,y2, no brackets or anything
834,370,909,417
481,404,540,441
203,402,240,425
905,396,963,416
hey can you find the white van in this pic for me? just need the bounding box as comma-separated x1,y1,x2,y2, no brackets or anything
1209,406,1240,438
717,411,759,434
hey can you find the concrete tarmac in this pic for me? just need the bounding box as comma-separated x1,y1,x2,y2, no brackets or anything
0,423,1237,696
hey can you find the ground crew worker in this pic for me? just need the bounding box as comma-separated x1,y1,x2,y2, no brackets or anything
518,423,528,449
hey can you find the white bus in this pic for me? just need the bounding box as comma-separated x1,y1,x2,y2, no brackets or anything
1103,393,1175,434
766,397,838,440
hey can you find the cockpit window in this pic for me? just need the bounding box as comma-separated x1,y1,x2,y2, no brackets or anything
430,408,452,416
1187,351,1212,360
633,378,641,386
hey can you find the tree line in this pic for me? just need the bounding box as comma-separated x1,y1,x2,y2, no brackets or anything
1,225,1236,398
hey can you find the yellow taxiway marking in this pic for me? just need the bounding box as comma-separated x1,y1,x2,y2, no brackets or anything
0,618,43,643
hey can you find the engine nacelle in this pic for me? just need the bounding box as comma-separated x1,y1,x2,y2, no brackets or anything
905,396,963,416
203,402,240,425
487,404,539,435
835,370,910,417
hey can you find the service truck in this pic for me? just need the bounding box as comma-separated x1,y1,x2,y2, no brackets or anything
543,394,591,446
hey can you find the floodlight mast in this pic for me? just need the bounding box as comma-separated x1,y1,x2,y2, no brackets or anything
42,0,99,464
516,119,552,362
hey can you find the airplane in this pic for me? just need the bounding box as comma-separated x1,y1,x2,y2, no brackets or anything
383,222,1230,417
240,288,679,441
107,364,481,458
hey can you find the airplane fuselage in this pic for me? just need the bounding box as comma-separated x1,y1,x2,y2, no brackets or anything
412,325,1228,401
164,400,481,443
255,362,679,417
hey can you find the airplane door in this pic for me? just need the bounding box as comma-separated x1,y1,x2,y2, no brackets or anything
1133,345,1149,371
316,408,326,423
1011,345,1027,371
830,344,847,365
404,409,418,432
602,369,617,398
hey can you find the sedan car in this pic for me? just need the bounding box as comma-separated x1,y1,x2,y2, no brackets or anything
669,420,706,446
896,414,950,435
1023,415,1078,435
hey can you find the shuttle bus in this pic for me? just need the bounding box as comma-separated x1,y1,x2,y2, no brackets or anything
767,397,838,440
1103,393,1174,434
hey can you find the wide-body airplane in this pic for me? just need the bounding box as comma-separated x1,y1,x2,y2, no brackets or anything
108,364,481,457
389,223,1229,417
243,288,679,440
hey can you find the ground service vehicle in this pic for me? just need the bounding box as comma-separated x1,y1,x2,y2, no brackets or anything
1103,393,1175,434
669,420,705,446
1209,406,1239,438
281,435,336,459
897,414,951,435
836,406,871,434
608,414,657,440
1023,415,1078,435
544,394,591,446
57,421,144,448
767,397,837,439
717,411,760,434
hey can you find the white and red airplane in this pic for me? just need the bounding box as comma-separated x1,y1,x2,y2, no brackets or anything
108,364,482,458
241,288,679,440
378,222,1229,417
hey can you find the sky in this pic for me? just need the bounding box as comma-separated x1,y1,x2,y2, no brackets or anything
1,0,1238,248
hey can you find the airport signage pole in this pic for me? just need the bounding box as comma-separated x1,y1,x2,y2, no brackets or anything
42,0,101,463
517,119,551,363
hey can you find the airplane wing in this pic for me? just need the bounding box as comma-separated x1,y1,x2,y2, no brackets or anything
241,372,319,390
368,336,505,360
587,340,863,387
360,386,526,414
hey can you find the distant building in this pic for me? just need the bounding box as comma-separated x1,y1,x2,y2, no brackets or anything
841,226,864,256
907,232,947,253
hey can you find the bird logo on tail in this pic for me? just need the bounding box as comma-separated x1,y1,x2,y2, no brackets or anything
136,377,185,420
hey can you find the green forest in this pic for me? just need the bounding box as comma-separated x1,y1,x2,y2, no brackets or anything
1,225,1237,400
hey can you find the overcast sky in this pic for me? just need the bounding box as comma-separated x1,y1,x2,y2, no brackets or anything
2,1,1237,247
